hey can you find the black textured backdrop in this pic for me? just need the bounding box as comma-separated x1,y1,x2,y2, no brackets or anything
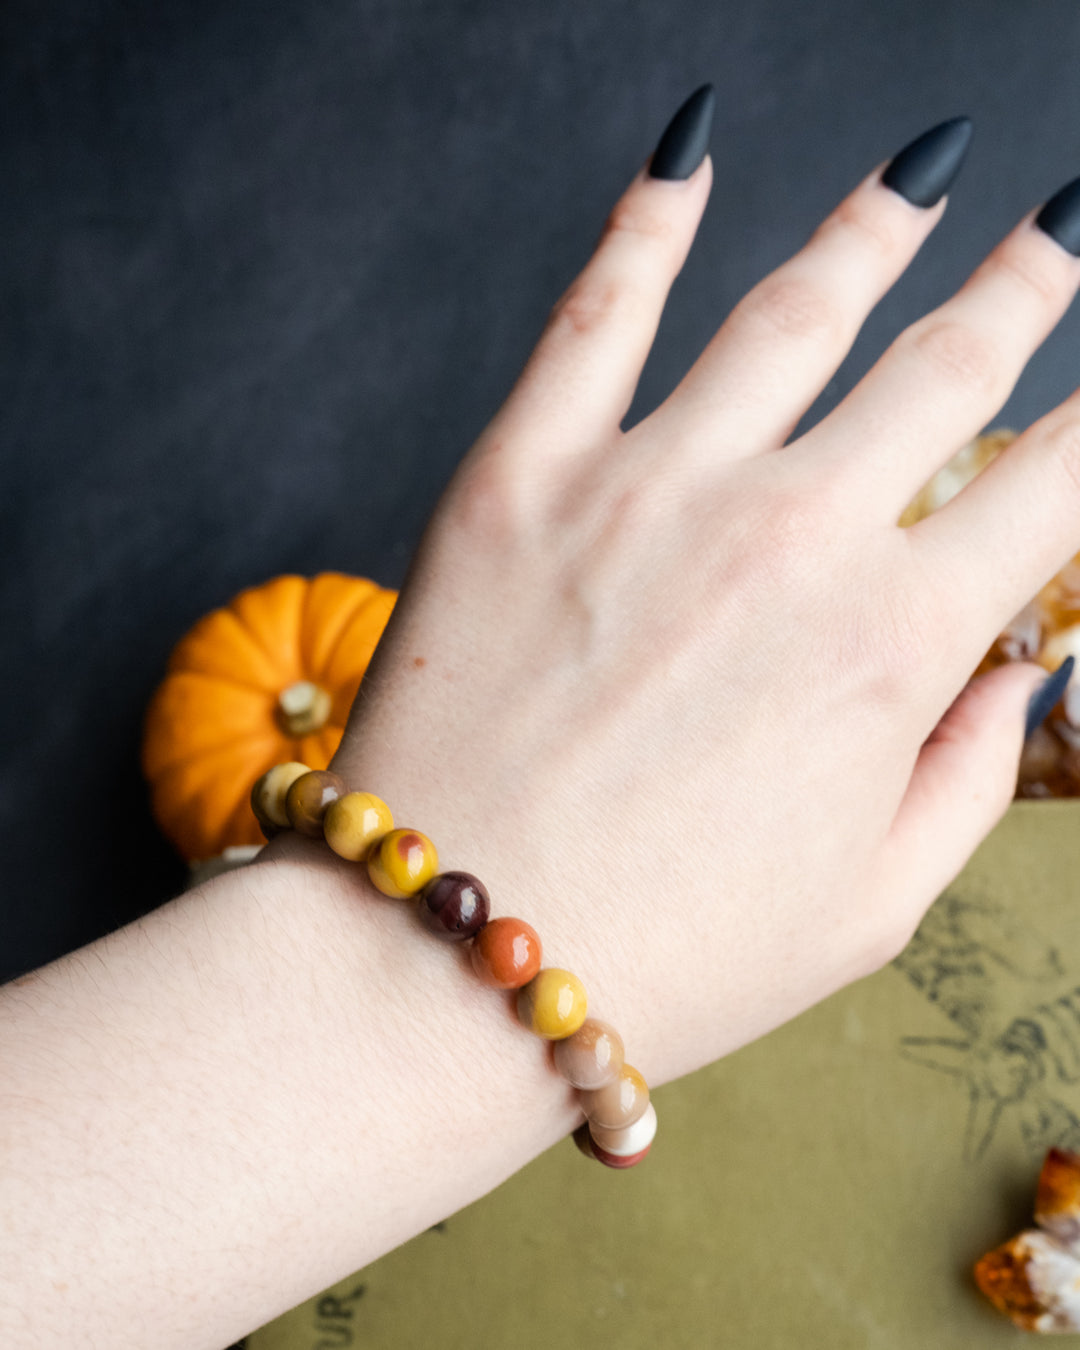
4,0,1080,980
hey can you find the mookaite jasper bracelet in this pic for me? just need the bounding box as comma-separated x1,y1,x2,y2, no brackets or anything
251,762,657,1168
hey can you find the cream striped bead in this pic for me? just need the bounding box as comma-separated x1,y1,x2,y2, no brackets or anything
589,1101,658,1157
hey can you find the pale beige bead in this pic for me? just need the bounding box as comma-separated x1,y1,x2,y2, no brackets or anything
589,1102,658,1157
253,762,311,827
552,1019,624,1090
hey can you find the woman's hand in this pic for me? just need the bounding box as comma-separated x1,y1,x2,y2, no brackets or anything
269,98,1080,1088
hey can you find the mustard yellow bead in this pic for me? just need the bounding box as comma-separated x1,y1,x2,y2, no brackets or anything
324,791,394,861
515,968,587,1040
367,828,439,898
251,762,312,828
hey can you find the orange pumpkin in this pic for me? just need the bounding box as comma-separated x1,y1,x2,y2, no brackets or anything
141,572,397,862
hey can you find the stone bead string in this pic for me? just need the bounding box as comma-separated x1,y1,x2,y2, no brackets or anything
251,762,657,1169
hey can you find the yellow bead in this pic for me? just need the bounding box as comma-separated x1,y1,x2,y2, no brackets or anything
251,762,312,828
367,828,439,898
516,968,588,1040
324,792,394,861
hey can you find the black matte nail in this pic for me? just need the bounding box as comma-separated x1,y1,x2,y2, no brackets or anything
1035,176,1080,256
880,116,973,208
648,85,715,181
1024,656,1075,739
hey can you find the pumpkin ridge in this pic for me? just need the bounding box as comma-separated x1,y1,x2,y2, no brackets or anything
322,590,397,694
168,668,283,697
166,609,286,691
145,719,278,777
154,668,279,701
229,575,307,682
302,574,382,679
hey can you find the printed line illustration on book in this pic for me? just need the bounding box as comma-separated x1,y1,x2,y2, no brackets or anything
892,886,1080,1163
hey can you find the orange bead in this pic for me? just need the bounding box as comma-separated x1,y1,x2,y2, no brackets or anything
367,828,439,898
469,917,542,989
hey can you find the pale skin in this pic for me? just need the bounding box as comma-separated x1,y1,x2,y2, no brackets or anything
4,141,1080,1349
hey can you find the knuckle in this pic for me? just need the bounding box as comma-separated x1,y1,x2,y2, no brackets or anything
446,445,534,544
827,194,900,259
602,196,677,246
547,276,627,339
840,582,932,708
992,239,1063,307
742,274,844,343
909,319,999,394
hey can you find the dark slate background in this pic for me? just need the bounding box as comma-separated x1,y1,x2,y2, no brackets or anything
4,0,1080,981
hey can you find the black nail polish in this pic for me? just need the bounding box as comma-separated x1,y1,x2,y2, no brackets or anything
1035,176,1080,256
1024,656,1075,739
880,116,973,208
648,85,715,181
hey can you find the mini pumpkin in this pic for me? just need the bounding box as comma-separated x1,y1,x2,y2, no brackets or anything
141,572,397,862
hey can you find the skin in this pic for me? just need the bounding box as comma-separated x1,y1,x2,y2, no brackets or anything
3,148,1080,1349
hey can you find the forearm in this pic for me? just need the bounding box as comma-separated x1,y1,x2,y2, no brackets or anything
0,835,580,1350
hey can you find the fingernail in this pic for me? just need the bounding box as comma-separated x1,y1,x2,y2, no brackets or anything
880,116,973,208
1025,656,1075,739
1035,175,1080,256
648,84,715,181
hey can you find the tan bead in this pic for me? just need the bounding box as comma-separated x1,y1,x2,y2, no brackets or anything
552,1019,624,1090
579,1063,649,1131
251,762,312,828
285,769,348,837
323,791,394,861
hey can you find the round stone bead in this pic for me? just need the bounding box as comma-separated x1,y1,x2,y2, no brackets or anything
571,1118,653,1169
367,828,439,898
323,791,394,861
552,1019,625,1090
589,1101,658,1157
285,769,348,837
579,1063,649,1131
251,762,312,832
469,917,542,989
515,968,587,1040
419,871,490,941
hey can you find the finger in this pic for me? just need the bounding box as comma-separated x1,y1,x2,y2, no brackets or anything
479,86,715,463
799,175,1080,521
645,117,971,458
870,661,1047,943
906,389,1080,659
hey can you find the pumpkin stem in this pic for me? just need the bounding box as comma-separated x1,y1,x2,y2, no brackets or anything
276,681,332,737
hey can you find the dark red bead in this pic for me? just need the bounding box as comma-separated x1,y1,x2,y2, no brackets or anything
418,871,490,941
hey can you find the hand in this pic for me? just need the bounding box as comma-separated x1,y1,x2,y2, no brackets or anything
266,102,1080,1089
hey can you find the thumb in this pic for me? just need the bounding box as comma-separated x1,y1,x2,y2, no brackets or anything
874,659,1073,922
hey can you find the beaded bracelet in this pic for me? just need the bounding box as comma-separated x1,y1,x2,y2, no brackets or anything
251,762,656,1169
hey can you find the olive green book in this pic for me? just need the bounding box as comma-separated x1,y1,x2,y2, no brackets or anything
246,801,1080,1348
